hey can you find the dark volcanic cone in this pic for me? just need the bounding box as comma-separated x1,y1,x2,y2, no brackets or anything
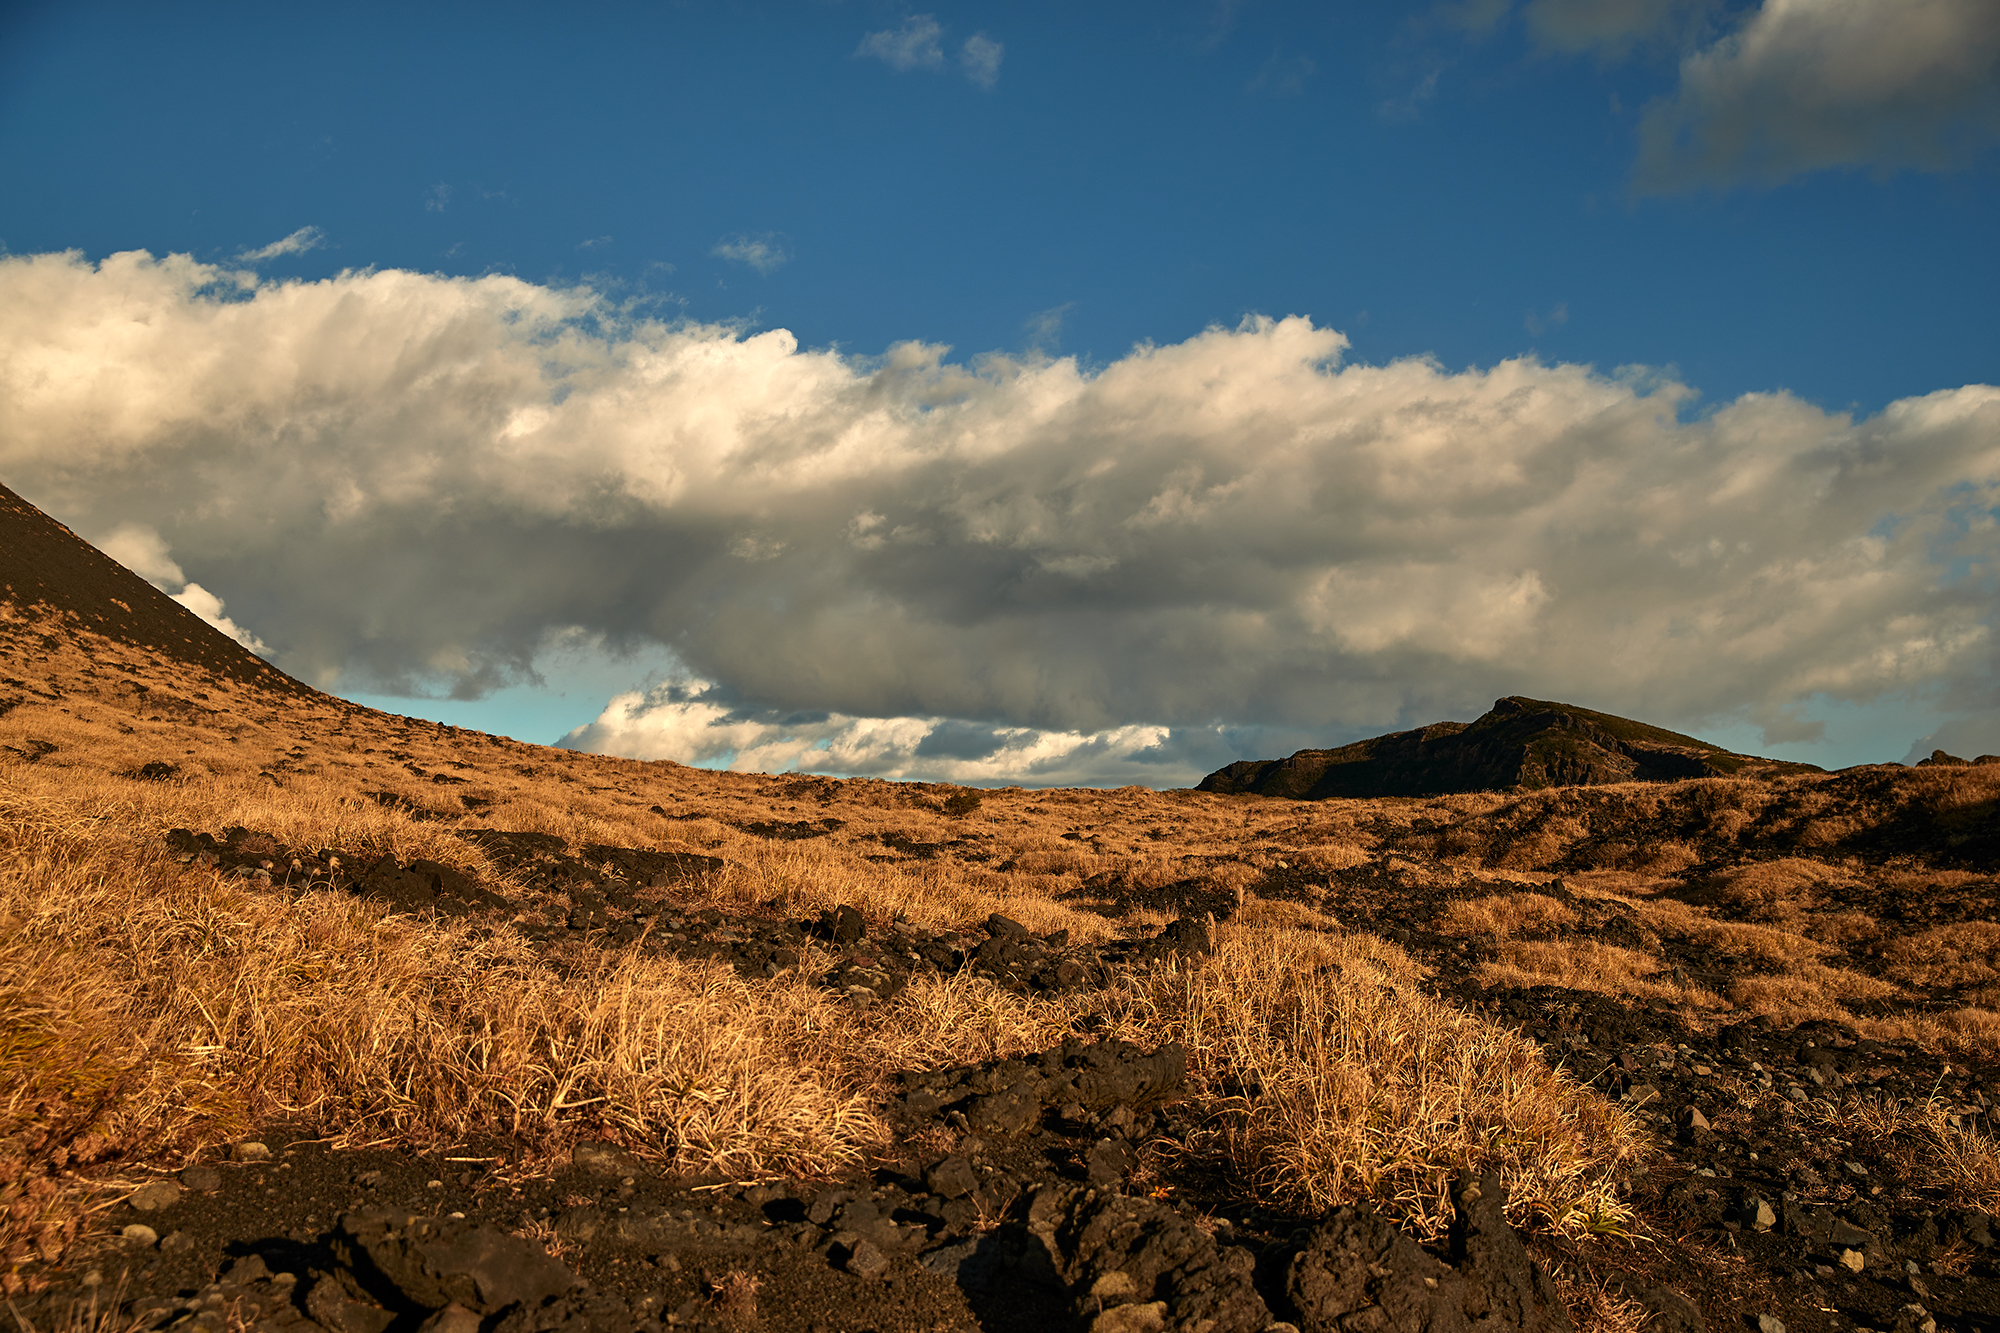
1199,695,1820,799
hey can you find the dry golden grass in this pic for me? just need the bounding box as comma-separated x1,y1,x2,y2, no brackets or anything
2,1284,150,1333
11,606,2000,1296
0,746,1649,1273
1632,900,1828,971
705,1267,762,1326
1808,1095,2000,1212
1477,940,1709,1007
1726,966,1903,1030
1685,857,1855,919
1437,892,1577,940
1547,1275,1649,1333
1292,841,1375,873
1880,922,2000,991
1123,929,1646,1240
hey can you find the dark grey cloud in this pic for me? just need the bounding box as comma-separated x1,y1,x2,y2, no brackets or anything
1633,0,2000,190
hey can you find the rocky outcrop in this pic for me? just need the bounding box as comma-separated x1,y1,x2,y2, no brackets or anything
1288,1175,1574,1333
1198,696,1818,799
1031,1186,1270,1333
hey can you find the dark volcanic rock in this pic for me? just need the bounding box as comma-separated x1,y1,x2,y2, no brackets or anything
1288,1203,1465,1333
354,855,505,916
1198,696,1817,799
330,1208,576,1316
1447,1174,1573,1333
1288,1174,1573,1333
1031,1185,1270,1333
898,1037,1188,1132
580,844,722,886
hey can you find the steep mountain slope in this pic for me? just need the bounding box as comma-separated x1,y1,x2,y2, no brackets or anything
1198,695,1820,799
0,480,311,697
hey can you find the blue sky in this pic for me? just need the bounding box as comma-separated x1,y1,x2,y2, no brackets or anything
3,0,1998,783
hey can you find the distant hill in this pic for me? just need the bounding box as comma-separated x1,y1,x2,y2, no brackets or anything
1196,696,1821,799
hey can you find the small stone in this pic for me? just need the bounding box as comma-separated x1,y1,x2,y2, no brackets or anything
1759,1316,1787,1333
130,1180,185,1211
180,1165,223,1192
160,1230,196,1254
845,1237,889,1278
1751,1199,1777,1232
924,1155,979,1200
231,1141,272,1162
1684,1107,1711,1132
1086,1138,1137,1187
120,1224,158,1246
571,1140,642,1177
1840,1248,1866,1273
225,1254,272,1284
1625,1083,1661,1107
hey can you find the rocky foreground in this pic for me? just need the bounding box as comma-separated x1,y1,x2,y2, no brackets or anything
35,814,2000,1333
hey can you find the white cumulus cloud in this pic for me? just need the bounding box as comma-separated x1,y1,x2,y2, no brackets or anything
98,523,187,588
1635,0,2000,190
561,678,1194,787
2,247,1997,779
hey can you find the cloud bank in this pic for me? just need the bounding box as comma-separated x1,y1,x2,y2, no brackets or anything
2,248,1997,781
1634,0,2000,189
560,678,1203,787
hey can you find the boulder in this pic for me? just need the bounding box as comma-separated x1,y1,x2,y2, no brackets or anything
331,1208,576,1317
1287,1174,1572,1333
1029,1185,1269,1333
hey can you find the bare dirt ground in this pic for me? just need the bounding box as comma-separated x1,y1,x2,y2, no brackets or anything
5,525,2000,1333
